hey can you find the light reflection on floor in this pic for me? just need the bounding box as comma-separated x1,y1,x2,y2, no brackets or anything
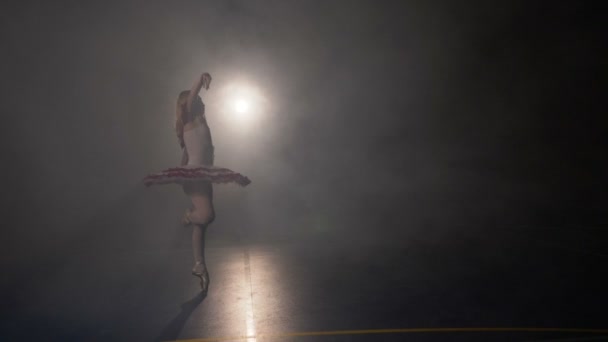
243,248,256,342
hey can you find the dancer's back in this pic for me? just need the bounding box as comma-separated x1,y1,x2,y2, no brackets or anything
176,90,214,166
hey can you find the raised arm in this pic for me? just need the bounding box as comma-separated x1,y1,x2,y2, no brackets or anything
186,72,212,113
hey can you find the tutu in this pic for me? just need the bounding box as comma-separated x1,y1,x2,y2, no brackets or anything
144,165,251,187
144,121,251,187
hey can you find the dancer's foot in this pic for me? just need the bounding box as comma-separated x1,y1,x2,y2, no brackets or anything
192,262,210,293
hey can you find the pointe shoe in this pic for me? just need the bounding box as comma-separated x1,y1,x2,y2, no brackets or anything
192,262,210,293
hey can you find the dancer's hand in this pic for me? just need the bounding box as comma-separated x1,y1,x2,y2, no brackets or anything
201,72,212,90
187,72,212,112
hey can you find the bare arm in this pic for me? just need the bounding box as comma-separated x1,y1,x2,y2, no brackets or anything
175,106,189,164
175,105,185,148
186,72,212,113
180,148,189,166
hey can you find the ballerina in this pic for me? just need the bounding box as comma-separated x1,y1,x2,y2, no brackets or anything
144,72,251,292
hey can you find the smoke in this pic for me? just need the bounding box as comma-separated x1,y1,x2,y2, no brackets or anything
0,1,604,263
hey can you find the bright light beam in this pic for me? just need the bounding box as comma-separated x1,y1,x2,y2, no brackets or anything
235,99,249,114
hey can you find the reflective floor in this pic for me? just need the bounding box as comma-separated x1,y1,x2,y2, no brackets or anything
1,190,607,341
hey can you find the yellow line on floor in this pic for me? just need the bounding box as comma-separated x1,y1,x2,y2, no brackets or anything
167,327,608,342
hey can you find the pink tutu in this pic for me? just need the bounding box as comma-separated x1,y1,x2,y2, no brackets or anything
146,119,250,187
144,165,251,187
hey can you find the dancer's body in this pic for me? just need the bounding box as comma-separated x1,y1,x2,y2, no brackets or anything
144,72,250,293
178,72,215,291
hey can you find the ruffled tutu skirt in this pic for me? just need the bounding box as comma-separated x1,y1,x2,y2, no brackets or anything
144,123,251,187
144,165,251,187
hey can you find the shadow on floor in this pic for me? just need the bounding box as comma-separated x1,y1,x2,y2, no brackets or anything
155,291,207,342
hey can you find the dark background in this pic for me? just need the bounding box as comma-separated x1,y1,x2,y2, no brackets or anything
0,0,605,313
